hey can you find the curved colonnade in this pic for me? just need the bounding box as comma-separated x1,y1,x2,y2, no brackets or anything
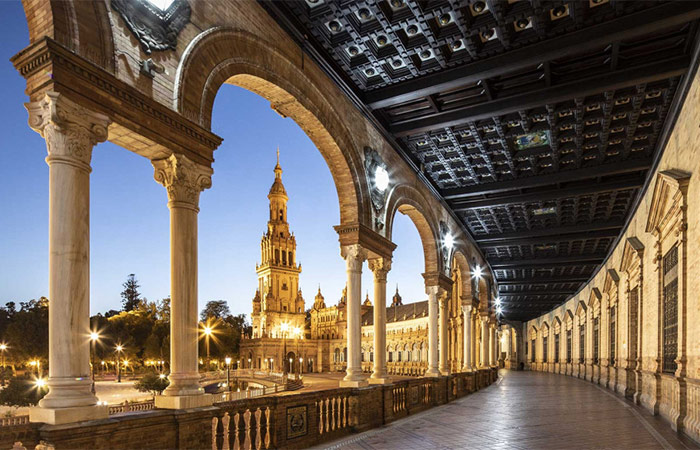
12,0,499,424
524,64,700,444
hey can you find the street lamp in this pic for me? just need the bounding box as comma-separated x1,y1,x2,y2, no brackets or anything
115,344,124,383
0,343,7,387
225,357,232,392
89,331,100,394
280,322,289,375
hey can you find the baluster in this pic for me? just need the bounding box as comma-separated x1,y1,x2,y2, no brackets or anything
243,409,252,450
222,413,231,450
212,416,220,450
342,397,347,428
318,401,324,434
233,413,241,450
264,407,271,449
331,397,336,430
255,407,262,450
324,399,329,433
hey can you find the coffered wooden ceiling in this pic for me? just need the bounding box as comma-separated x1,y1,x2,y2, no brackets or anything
261,0,700,321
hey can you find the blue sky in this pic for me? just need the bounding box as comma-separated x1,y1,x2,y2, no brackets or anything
0,2,426,317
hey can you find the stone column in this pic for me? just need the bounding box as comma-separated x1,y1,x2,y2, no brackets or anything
340,244,368,387
153,153,213,409
490,324,497,366
438,292,450,375
26,93,110,425
462,305,473,371
480,318,489,367
368,257,391,384
425,286,440,377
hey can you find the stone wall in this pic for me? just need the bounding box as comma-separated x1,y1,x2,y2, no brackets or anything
3,369,497,449
525,61,700,444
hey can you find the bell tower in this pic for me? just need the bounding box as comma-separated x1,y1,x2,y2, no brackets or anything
251,149,305,338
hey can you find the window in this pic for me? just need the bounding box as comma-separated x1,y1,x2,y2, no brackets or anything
593,317,599,364
629,287,639,362
579,325,585,363
543,337,548,363
554,333,560,363
531,339,536,363
566,329,572,363
610,306,616,366
662,246,678,374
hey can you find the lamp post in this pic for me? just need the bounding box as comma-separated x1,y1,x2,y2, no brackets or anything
202,322,213,370
115,344,123,383
225,357,232,392
280,322,289,375
0,343,7,387
89,331,100,394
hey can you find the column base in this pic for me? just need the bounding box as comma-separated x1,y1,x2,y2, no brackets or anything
339,378,368,388
155,393,213,410
424,368,440,378
29,404,108,425
440,368,451,376
368,377,391,385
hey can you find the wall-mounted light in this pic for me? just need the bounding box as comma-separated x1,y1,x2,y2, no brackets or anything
374,166,389,192
494,297,501,306
472,265,482,279
444,233,455,250
496,306,503,315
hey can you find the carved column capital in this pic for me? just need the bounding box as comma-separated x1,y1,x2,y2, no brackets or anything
438,290,450,309
152,153,213,210
341,244,367,273
26,92,111,170
461,304,473,315
367,257,391,281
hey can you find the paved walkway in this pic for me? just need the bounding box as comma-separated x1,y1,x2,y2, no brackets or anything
314,370,699,450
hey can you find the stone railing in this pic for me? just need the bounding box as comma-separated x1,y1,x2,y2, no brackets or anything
1,368,497,448
361,361,428,376
0,415,29,427
211,368,497,449
108,399,155,415
210,384,284,403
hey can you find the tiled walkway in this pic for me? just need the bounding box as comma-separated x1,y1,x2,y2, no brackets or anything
314,370,699,450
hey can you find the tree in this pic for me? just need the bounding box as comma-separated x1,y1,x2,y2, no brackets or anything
0,375,47,406
134,373,169,397
121,274,142,312
5,298,48,363
200,300,231,322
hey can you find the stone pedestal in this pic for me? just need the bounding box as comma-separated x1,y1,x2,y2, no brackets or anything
154,393,213,409
340,245,368,388
368,257,391,385
153,153,213,406
26,92,111,424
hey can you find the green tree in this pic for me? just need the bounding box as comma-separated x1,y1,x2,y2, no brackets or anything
134,373,169,397
120,274,142,312
200,300,231,322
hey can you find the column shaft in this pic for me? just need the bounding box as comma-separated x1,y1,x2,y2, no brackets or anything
26,92,110,424
481,319,488,367
153,153,213,408
425,287,440,377
369,258,391,384
439,295,450,375
340,245,367,387
462,305,472,371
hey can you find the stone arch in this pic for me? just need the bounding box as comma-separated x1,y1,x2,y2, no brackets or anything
384,184,441,275
452,250,474,304
174,27,368,226
21,0,116,73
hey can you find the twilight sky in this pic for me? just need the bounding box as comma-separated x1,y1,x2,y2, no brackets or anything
0,1,427,317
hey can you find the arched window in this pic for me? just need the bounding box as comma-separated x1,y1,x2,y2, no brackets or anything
289,251,294,265
275,249,279,264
